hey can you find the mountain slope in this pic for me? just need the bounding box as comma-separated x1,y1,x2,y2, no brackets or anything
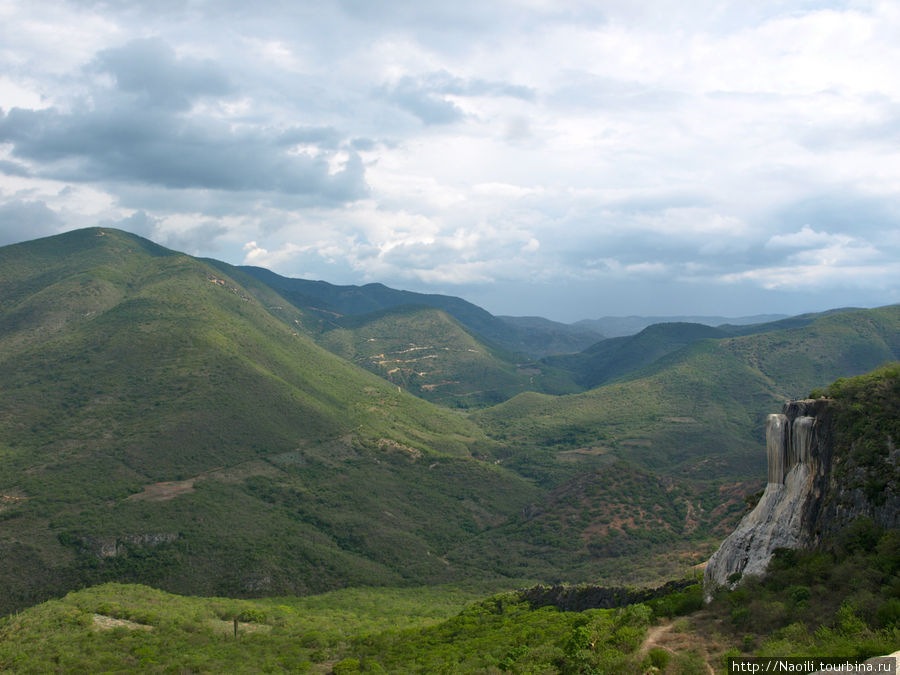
543,322,729,389
475,304,900,480
237,265,602,357
315,305,581,407
0,228,542,611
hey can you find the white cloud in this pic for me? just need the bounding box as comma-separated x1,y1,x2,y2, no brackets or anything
766,225,851,250
0,0,899,318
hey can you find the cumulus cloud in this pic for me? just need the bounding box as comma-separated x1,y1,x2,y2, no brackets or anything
0,104,369,200
0,35,369,204
0,1,899,319
90,38,233,111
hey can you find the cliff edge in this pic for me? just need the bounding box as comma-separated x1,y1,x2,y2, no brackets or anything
705,366,900,599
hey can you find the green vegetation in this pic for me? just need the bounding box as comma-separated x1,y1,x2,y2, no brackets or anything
475,305,900,480
543,321,728,389
819,362,900,480
235,264,602,358
0,228,540,611
2,227,900,663
0,582,491,673
0,581,704,673
705,527,900,662
315,304,580,408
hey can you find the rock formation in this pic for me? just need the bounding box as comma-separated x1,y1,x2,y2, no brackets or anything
704,399,831,597
705,389,900,599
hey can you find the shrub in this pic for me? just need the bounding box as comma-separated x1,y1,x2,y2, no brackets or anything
876,598,900,628
332,658,361,674
648,647,670,670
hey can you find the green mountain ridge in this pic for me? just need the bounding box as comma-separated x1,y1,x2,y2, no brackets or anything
313,304,581,407
543,321,729,389
0,228,540,611
476,304,900,479
3,227,899,629
236,264,603,357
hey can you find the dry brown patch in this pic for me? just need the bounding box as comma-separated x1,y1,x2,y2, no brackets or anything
557,446,612,459
208,460,283,483
377,438,422,459
127,478,196,502
92,614,153,631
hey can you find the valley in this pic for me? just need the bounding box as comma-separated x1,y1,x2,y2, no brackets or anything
0,228,897,672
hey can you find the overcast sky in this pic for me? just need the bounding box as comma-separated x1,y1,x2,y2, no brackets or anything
1,1,899,321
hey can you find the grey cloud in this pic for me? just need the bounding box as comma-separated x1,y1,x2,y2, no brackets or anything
381,70,535,125
767,193,900,235
350,137,377,151
551,75,685,111
0,199,63,245
419,70,535,101
384,77,464,125
163,221,229,253
0,103,368,204
90,37,232,111
98,210,226,254
0,37,367,206
605,191,711,214
277,126,342,149
0,159,31,177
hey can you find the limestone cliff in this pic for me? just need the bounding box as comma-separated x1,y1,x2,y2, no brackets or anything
704,390,900,598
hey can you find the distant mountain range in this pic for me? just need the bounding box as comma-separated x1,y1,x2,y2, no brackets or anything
571,314,791,338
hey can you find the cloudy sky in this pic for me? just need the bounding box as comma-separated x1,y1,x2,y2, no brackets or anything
1,0,899,321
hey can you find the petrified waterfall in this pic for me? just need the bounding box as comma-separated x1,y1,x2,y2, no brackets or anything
704,400,824,599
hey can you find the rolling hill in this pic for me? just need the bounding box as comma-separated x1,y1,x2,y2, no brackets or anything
0,228,543,612
313,305,580,407
474,304,900,481
3,227,898,621
235,265,603,357
543,322,729,389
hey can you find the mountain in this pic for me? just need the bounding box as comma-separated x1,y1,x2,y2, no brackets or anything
543,322,729,389
3,227,898,623
0,228,545,612
475,304,900,481
312,304,581,408
3,367,898,672
236,265,603,357
574,314,789,338
495,315,609,355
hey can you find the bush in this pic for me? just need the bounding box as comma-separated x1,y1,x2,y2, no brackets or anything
648,647,670,670
876,598,900,628
332,657,361,674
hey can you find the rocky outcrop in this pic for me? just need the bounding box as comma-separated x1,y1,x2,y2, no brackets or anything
704,399,832,597
705,389,900,599
521,579,696,612
71,532,179,559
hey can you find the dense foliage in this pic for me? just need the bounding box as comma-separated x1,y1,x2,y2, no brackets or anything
706,526,900,664
0,581,707,673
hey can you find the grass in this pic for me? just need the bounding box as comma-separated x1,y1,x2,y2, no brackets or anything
0,582,496,673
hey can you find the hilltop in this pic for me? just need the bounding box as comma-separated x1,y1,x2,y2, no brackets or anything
0,228,537,611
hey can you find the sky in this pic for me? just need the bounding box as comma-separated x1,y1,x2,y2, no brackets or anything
1,1,899,322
